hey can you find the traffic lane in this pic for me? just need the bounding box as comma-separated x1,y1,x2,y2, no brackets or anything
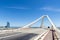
0,33,38,40
0,32,22,37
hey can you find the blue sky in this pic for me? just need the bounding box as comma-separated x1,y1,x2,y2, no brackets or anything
0,0,60,27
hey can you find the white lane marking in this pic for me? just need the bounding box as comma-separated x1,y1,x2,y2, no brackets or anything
34,30,49,40
40,30,49,40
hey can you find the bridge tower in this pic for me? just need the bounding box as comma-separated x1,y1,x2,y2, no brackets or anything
40,16,44,28
20,15,59,32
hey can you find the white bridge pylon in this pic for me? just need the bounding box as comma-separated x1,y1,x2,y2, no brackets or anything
21,15,60,32
22,15,45,28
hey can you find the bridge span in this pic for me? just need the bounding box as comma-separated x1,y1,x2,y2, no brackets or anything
0,15,60,40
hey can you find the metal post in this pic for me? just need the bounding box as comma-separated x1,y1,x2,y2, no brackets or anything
51,26,55,40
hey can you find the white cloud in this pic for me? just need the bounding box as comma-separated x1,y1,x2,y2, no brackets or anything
40,7,60,12
7,7,29,10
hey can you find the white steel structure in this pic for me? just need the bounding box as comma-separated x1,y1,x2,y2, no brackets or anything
21,15,60,33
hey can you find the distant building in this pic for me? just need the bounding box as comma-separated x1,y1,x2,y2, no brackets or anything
5,22,10,28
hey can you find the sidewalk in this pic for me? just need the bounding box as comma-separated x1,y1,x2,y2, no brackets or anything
43,31,52,40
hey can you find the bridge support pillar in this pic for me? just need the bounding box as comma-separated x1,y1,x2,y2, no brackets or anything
40,17,44,28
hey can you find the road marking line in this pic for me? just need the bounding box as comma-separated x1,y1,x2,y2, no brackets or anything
34,30,49,40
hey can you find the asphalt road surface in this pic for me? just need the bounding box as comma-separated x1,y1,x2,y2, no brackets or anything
0,28,47,40
0,33,38,40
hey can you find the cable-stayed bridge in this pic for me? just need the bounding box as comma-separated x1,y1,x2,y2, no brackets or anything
0,15,60,40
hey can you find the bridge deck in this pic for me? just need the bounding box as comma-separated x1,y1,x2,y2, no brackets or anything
0,28,47,40
0,28,60,40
